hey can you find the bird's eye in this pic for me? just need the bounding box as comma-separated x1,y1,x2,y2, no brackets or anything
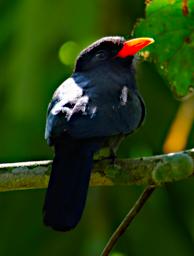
95,50,107,60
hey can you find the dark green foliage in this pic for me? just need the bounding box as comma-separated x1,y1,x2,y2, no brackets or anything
134,0,194,98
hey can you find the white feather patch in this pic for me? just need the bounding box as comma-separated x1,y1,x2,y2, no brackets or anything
51,78,83,115
65,95,89,121
120,86,128,105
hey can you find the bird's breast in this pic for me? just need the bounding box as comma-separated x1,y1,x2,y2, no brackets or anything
67,91,143,139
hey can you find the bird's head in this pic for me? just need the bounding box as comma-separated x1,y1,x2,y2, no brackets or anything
74,36,154,73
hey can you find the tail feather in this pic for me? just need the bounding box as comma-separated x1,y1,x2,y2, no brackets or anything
43,135,98,231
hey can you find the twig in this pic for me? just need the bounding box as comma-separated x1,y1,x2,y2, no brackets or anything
0,149,193,191
100,185,156,256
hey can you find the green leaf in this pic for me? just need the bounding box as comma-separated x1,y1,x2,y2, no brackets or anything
134,0,194,98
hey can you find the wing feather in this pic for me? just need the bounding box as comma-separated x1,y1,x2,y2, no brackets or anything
45,77,86,144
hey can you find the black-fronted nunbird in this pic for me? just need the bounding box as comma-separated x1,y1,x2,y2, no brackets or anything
43,36,154,232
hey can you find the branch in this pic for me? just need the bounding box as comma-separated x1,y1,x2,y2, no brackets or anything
0,149,193,192
100,185,155,256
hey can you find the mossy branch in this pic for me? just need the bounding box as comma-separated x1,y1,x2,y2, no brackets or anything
0,149,193,192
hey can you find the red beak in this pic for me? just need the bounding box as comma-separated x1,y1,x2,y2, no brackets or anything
117,37,154,58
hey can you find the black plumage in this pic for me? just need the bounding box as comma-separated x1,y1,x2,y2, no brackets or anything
43,36,147,232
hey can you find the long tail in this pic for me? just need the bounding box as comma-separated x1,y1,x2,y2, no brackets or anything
43,135,99,232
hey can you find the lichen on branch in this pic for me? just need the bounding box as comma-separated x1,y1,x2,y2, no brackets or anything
0,149,193,192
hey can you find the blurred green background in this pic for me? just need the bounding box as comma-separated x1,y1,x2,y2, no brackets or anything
0,0,193,255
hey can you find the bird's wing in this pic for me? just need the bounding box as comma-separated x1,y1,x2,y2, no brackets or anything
45,77,145,143
50,77,83,115
64,86,145,139
45,77,89,144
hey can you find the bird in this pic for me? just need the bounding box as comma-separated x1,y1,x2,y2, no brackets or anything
43,36,154,232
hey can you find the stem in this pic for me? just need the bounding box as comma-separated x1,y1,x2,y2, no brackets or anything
100,186,156,256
